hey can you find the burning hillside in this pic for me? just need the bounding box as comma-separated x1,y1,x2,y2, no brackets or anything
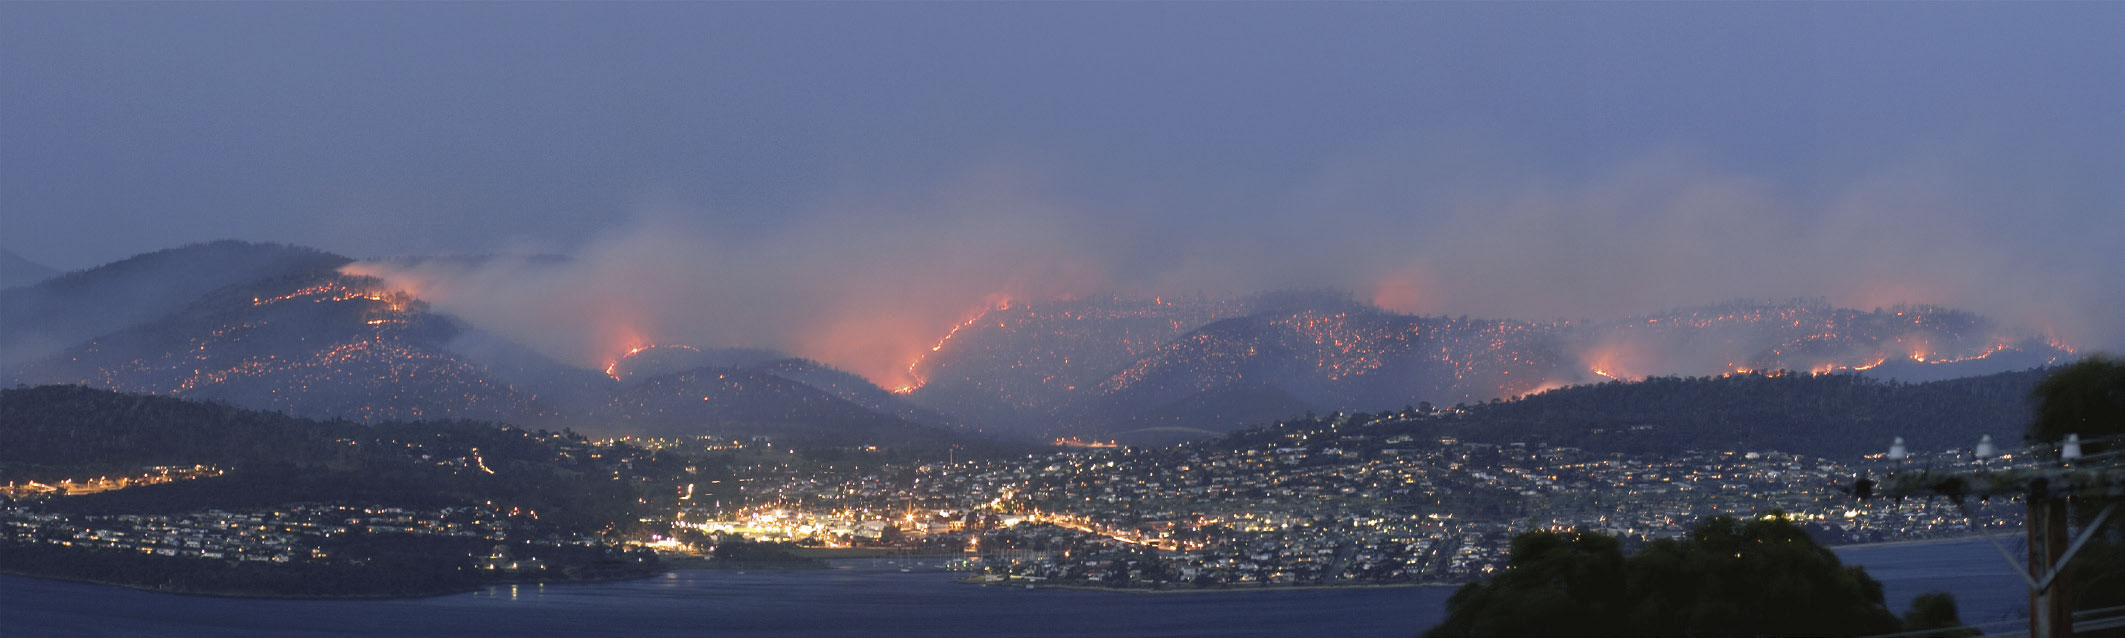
897,295,2073,440
898,295,1247,423
9,273,553,423
1571,300,2073,384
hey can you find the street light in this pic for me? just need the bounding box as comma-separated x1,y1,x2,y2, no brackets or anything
2060,433,2082,463
1974,435,1995,460
1887,437,1907,462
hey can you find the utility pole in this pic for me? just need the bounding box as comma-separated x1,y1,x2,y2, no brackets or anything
2029,488,2073,638
1872,434,2124,638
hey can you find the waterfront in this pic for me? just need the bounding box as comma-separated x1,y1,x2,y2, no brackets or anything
1,539,2025,637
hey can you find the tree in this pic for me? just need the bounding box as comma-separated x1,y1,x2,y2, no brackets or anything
2029,354,2125,446
1427,516,1905,637
2026,355,2125,621
1425,530,1627,636
1901,592,1980,638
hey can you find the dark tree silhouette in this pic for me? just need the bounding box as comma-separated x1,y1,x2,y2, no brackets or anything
1901,592,1980,637
2029,354,2125,445
2026,355,2125,623
1426,516,1905,637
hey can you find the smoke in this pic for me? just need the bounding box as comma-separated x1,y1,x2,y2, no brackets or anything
346,148,2121,389
346,172,1117,389
1266,147,2119,351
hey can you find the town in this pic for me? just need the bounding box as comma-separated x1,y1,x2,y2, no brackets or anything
639,411,2022,589
0,410,2026,593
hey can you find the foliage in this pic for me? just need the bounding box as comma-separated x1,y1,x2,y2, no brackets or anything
2026,354,2125,626
0,385,643,533
2029,354,2125,444
704,539,826,569
1447,370,2046,459
1220,368,2050,461
0,385,367,480
1426,516,1908,637
1902,592,1981,638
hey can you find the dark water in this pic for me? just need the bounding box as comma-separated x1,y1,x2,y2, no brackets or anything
1837,538,2029,626
1,539,2025,637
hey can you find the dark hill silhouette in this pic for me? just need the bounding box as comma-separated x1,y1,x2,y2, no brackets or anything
0,240,348,367
1233,368,2050,461
0,247,60,290
0,385,641,533
748,358,968,432
599,367,997,455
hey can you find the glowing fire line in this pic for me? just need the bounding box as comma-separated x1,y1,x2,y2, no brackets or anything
603,343,701,381
893,299,1012,394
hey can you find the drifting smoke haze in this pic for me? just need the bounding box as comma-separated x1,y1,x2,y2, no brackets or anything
346,175,1119,389
346,149,2121,390
11,3,2114,388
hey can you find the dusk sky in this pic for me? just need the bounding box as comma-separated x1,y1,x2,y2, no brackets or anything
5,2,2122,373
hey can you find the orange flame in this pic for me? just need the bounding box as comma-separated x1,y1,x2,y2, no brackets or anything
893,298,1012,394
603,342,656,380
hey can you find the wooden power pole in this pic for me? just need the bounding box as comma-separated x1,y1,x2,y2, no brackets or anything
2030,490,2074,638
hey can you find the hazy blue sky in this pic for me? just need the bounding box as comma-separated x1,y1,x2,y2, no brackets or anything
5,2,2122,362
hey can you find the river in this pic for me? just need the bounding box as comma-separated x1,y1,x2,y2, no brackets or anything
0,538,2027,637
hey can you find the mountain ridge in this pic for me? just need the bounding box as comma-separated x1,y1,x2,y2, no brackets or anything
1,241,2082,446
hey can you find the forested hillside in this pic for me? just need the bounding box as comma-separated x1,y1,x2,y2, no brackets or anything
0,385,644,532
1235,369,2049,461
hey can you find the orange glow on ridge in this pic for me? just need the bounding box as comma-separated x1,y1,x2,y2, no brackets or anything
892,298,1012,394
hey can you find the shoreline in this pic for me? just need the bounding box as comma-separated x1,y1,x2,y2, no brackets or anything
0,566,660,601
1832,532,2014,552
0,568,478,600
663,555,829,571
957,576,1464,595
789,548,970,559
3,533,2009,600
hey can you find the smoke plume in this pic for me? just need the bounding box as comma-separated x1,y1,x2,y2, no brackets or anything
346,150,2122,388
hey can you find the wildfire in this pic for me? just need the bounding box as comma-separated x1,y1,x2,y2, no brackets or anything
604,344,655,380
601,343,707,381
1053,437,1121,449
250,281,410,313
1580,343,1644,383
894,298,1011,394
